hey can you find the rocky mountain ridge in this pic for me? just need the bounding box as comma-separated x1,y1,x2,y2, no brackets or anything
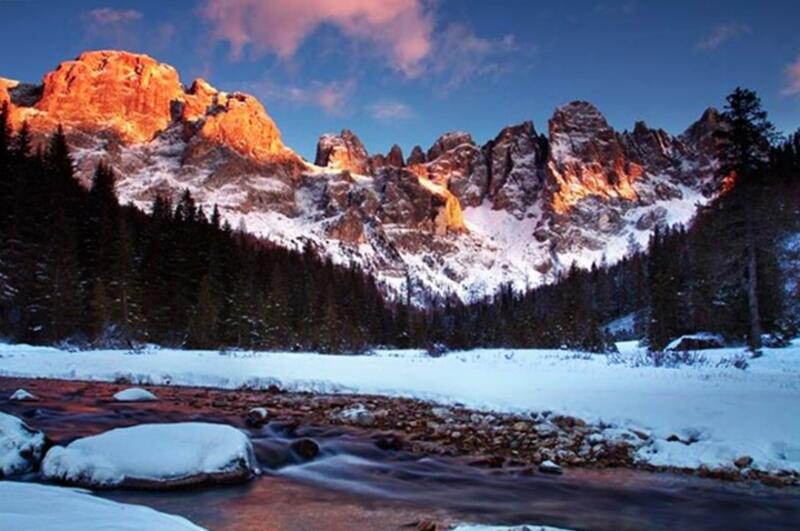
0,50,725,304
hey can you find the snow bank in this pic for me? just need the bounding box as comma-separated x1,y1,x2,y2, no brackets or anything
1,342,799,474
42,422,258,488
113,387,158,401
0,481,204,530
0,412,46,477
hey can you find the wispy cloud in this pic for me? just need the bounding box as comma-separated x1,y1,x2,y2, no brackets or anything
199,0,434,77
367,100,414,121
430,23,522,92
695,23,751,52
84,7,142,25
82,7,175,52
81,8,143,48
250,78,357,115
781,54,800,96
594,1,637,16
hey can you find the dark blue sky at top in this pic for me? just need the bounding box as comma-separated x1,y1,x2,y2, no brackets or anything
1,0,798,160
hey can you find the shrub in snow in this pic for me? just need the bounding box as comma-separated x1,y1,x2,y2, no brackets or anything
113,387,158,402
0,482,203,530
42,422,258,489
0,412,47,477
9,389,37,401
609,349,708,368
425,342,449,357
716,353,750,370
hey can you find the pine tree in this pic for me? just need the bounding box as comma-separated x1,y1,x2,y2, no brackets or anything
716,88,778,351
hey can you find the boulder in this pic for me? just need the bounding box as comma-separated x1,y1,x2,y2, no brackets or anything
338,404,376,427
42,422,259,489
665,333,725,351
538,460,563,475
290,438,320,460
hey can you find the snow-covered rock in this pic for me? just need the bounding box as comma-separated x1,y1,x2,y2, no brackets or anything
0,481,204,530
9,388,37,401
0,412,46,477
665,333,725,351
245,406,270,427
113,387,158,402
538,460,563,475
338,403,376,427
42,422,258,488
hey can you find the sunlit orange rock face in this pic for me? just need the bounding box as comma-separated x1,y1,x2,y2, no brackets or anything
3,50,292,164
187,85,287,163
34,51,181,143
548,101,642,214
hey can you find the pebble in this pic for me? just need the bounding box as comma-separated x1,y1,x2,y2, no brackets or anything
539,460,563,475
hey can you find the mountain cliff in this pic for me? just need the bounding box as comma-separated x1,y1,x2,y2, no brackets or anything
0,50,725,304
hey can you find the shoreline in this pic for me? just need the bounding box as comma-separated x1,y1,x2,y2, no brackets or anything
2,376,797,489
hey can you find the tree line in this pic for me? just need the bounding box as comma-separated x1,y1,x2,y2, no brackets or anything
0,108,406,352
1,88,797,354
423,89,800,353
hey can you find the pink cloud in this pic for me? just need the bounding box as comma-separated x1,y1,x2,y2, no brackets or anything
782,55,800,96
199,0,433,76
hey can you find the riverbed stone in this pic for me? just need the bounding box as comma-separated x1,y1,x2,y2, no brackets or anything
290,438,320,460
539,460,563,474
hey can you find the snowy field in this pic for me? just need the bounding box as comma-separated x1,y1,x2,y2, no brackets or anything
1,341,799,474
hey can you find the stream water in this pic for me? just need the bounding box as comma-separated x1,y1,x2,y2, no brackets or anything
2,380,800,531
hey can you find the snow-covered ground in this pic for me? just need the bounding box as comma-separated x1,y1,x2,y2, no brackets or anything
42,422,258,488
1,341,799,474
0,482,203,530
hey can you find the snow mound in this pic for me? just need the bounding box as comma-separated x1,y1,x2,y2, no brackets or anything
9,388,37,401
0,412,46,477
113,387,158,401
42,422,259,488
0,481,204,530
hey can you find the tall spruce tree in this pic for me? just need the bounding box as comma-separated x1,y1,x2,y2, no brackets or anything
716,88,778,351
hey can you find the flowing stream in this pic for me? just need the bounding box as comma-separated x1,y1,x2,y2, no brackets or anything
2,381,800,531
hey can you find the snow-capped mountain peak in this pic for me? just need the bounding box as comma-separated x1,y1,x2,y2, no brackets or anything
0,50,725,304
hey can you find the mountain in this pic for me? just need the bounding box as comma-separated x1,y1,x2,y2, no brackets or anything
0,50,725,304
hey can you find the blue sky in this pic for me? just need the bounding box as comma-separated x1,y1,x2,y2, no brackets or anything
1,0,799,160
